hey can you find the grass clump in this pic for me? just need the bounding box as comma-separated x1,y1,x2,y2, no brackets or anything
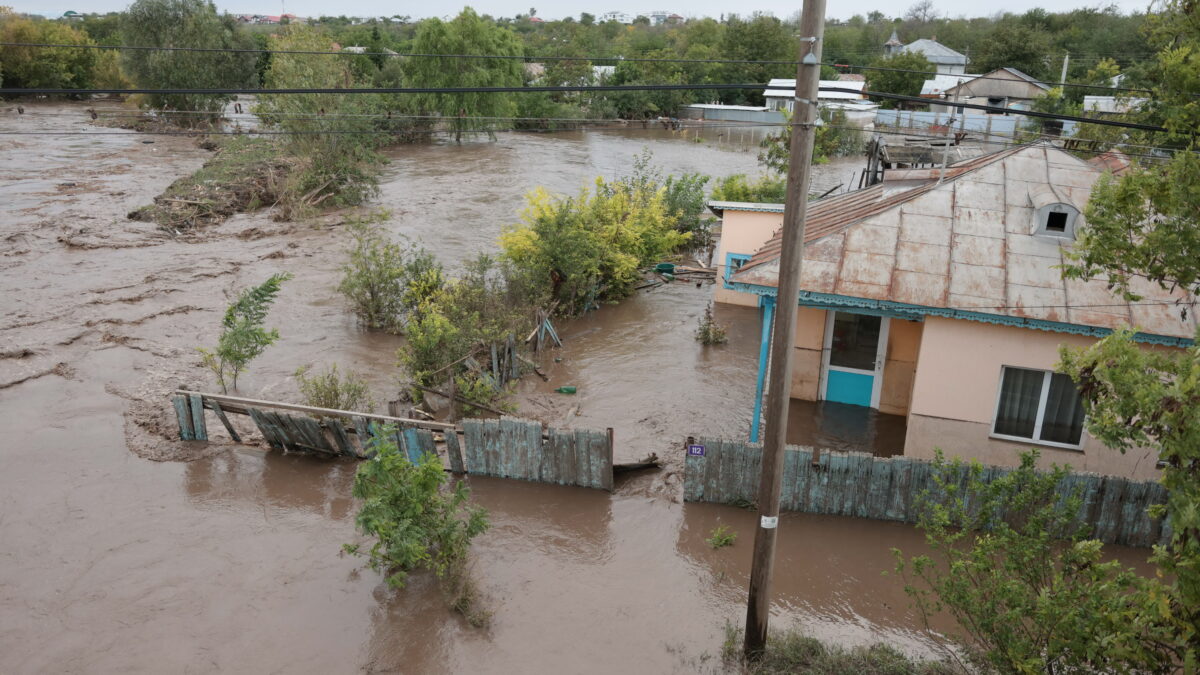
130,136,289,230
706,524,737,549
295,363,374,413
722,623,959,675
696,302,728,345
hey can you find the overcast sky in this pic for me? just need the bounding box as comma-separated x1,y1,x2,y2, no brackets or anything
21,0,1152,23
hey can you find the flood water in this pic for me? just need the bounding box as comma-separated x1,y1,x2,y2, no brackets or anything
0,102,1154,673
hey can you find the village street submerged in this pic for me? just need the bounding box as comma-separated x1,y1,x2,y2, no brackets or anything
0,102,1154,672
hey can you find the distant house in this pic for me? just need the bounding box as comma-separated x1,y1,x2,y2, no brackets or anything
900,38,969,75
719,142,1192,480
932,68,1049,113
600,11,633,23
61,10,83,20
1081,95,1147,114
764,78,867,111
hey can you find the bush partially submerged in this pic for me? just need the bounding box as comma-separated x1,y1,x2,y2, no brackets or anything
295,364,374,413
338,213,443,332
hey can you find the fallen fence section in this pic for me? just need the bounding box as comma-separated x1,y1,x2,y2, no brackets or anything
172,391,613,491
682,438,1169,548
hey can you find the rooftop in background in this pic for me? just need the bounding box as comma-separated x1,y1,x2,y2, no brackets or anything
901,39,968,67
765,79,866,101
920,73,983,97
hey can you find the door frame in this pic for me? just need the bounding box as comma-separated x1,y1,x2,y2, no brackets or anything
818,310,890,409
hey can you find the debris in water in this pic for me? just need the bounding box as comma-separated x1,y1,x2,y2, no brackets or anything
554,386,577,394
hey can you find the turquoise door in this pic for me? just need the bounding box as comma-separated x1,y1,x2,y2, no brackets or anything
822,312,888,408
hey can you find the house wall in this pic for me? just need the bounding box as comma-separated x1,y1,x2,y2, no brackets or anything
713,210,783,307
785,309,921,417
904,316,1163,480
788,307,827,400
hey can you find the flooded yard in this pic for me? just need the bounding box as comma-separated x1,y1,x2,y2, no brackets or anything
0,102,1152,672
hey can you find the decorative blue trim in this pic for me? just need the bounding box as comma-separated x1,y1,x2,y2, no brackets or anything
726,282,1195,348
750,296,776,443
723,252,752,289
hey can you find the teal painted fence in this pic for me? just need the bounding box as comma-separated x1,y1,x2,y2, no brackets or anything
683,438,1170,548
461,417,613,490
172,393,613,490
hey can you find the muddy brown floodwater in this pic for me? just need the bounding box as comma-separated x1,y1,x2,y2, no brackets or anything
0,102,1153,673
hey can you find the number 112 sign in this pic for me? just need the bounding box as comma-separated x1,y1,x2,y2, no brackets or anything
687,444,705,457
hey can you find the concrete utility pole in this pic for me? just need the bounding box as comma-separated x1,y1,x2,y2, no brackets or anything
1060,53,1070,84
742,0,827,658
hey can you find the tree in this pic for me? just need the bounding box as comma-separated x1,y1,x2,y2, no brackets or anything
338,214,443,332
1054,0,1200,666
865,51,934,109
402,9,525,141
0,10,96,90
904,0,939,24
197,273,291,393
257,26,383,213
580,12,594,26
719,14,794,106
119,0,257,123
894,452,1165,672
970,20,1053,80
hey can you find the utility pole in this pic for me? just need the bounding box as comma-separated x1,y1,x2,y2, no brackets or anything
1060,53,1070,84
743,0,827,658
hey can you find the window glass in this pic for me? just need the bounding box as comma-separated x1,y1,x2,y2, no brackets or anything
994,367,1041,439
829,312,881,370
1039,372,1085,445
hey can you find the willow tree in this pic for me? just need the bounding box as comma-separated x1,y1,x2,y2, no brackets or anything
402,8,525,141
120,0,257,124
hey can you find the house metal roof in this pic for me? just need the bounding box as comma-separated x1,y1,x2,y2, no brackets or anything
765,79,866,101
731,143,1197,343
707,201,786,216
920,73,983,97
902,39,968,66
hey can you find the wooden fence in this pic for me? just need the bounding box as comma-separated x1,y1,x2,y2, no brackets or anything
682,438,1170,548
171,391,612,490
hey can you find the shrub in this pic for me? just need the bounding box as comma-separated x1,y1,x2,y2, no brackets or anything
197,272,291,393
345,432,490,623
722,623,958,675
696,302,728,345
710,173,787,203
0,11,96,90
295,364,374,412
338,215,444,332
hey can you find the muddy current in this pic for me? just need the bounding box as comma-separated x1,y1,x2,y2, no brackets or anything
0,102,1150,673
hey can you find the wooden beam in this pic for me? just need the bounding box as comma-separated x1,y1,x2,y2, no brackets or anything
175,390,456,431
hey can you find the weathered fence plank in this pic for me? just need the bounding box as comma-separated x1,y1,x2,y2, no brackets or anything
445,430,465,474
328,419,357,457
189,394,207,441
173,394,194,441
682,438,1170,548
209,400,241,443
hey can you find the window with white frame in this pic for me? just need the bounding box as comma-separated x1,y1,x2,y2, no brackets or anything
991,366,1086,448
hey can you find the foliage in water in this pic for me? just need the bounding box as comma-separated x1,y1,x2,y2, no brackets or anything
759,109,865,173
500,154,699,315
705,524,737,549
710,173,788,203
294,363,375,413
197,272,291,393
338,213,444,332
345,432,489,590
695,302,729,345
893,451,1162,673
721,622,957,674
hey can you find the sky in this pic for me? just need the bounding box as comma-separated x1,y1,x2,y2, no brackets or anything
21,0,1153,23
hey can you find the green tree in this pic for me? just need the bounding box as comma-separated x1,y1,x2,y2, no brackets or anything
402,8,525,141
0,10,96,90
257,26,383,213
197,272,291,393
970,20,1053,80
894,452,1164,673
345,432,489,619
120,0,256,123
865,51,934,109
719,13,794,105
1055,1,1200,665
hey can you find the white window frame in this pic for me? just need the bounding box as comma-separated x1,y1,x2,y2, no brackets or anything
989,365,1086,451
